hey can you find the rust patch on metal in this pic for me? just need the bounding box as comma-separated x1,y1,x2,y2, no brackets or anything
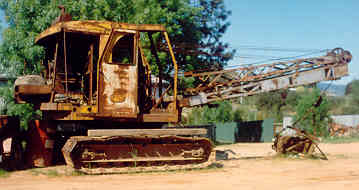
110,88,127,103
102,63,137,114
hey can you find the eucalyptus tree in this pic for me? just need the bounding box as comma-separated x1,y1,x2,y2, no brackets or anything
0,0,234,127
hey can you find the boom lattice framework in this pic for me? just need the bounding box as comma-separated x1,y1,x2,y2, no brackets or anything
182,48,351,106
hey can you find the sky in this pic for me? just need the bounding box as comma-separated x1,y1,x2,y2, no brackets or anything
222,0,359,85
0,1,358,84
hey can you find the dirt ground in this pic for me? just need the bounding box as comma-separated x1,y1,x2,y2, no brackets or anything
1,142,359,190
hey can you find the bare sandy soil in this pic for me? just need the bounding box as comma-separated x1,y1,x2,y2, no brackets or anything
1,142,359,190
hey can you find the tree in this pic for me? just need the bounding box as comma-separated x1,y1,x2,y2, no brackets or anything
0,83,41,129
0,0,234,127
253,89,299,122
345,80,355,95
0,0,234,76
344,79,359,114
327,96,346,115
294,88,330,136
187,100,242,125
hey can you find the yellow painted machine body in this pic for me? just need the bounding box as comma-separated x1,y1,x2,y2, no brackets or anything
15,21,180,123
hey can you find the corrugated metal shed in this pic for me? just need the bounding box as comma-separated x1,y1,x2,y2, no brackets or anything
284,115,359,128
331,115,359,127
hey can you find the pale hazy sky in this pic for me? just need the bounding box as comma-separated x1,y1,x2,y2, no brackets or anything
223,0,359,84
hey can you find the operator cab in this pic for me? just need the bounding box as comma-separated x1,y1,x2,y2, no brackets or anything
14,20,179,122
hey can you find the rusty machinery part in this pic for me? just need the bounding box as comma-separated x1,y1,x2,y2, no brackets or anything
328,47,352,63
272,93,328,159
0,116,24,171
52,5,72,25
14,75,46,86
181,48,351,107
62,135,214,174
14,20,180,123
272,127,328,160
272,135,315,155
14,75,51,104
1,138,24,171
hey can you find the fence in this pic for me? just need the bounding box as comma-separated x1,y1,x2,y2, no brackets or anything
167,119,274,144
215,119,274,143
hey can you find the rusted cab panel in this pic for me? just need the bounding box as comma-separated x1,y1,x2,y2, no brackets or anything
99,33,138,116
0,115,23,170
16,20,179,123
101,64,137,115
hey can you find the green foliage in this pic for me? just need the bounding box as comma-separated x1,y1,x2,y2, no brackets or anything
323,80,359,115
0,0,234,76
187,100,242,125
0,84,41,130
254,91,284,121
0,0,233,128
251,90,299,122
327,96,347,115
0,169,10,177
343,80,359,114
178,76,195,92
285,91,301,108
294,88,330,136
232,109,243,122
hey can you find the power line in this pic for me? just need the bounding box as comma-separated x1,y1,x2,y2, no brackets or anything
233,45,325,53
233,54,284,59
225,49,329,69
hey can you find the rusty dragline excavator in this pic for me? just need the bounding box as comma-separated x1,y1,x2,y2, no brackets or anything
1,16,351,172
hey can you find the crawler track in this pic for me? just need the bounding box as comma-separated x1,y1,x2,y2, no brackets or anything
62,135,214,174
